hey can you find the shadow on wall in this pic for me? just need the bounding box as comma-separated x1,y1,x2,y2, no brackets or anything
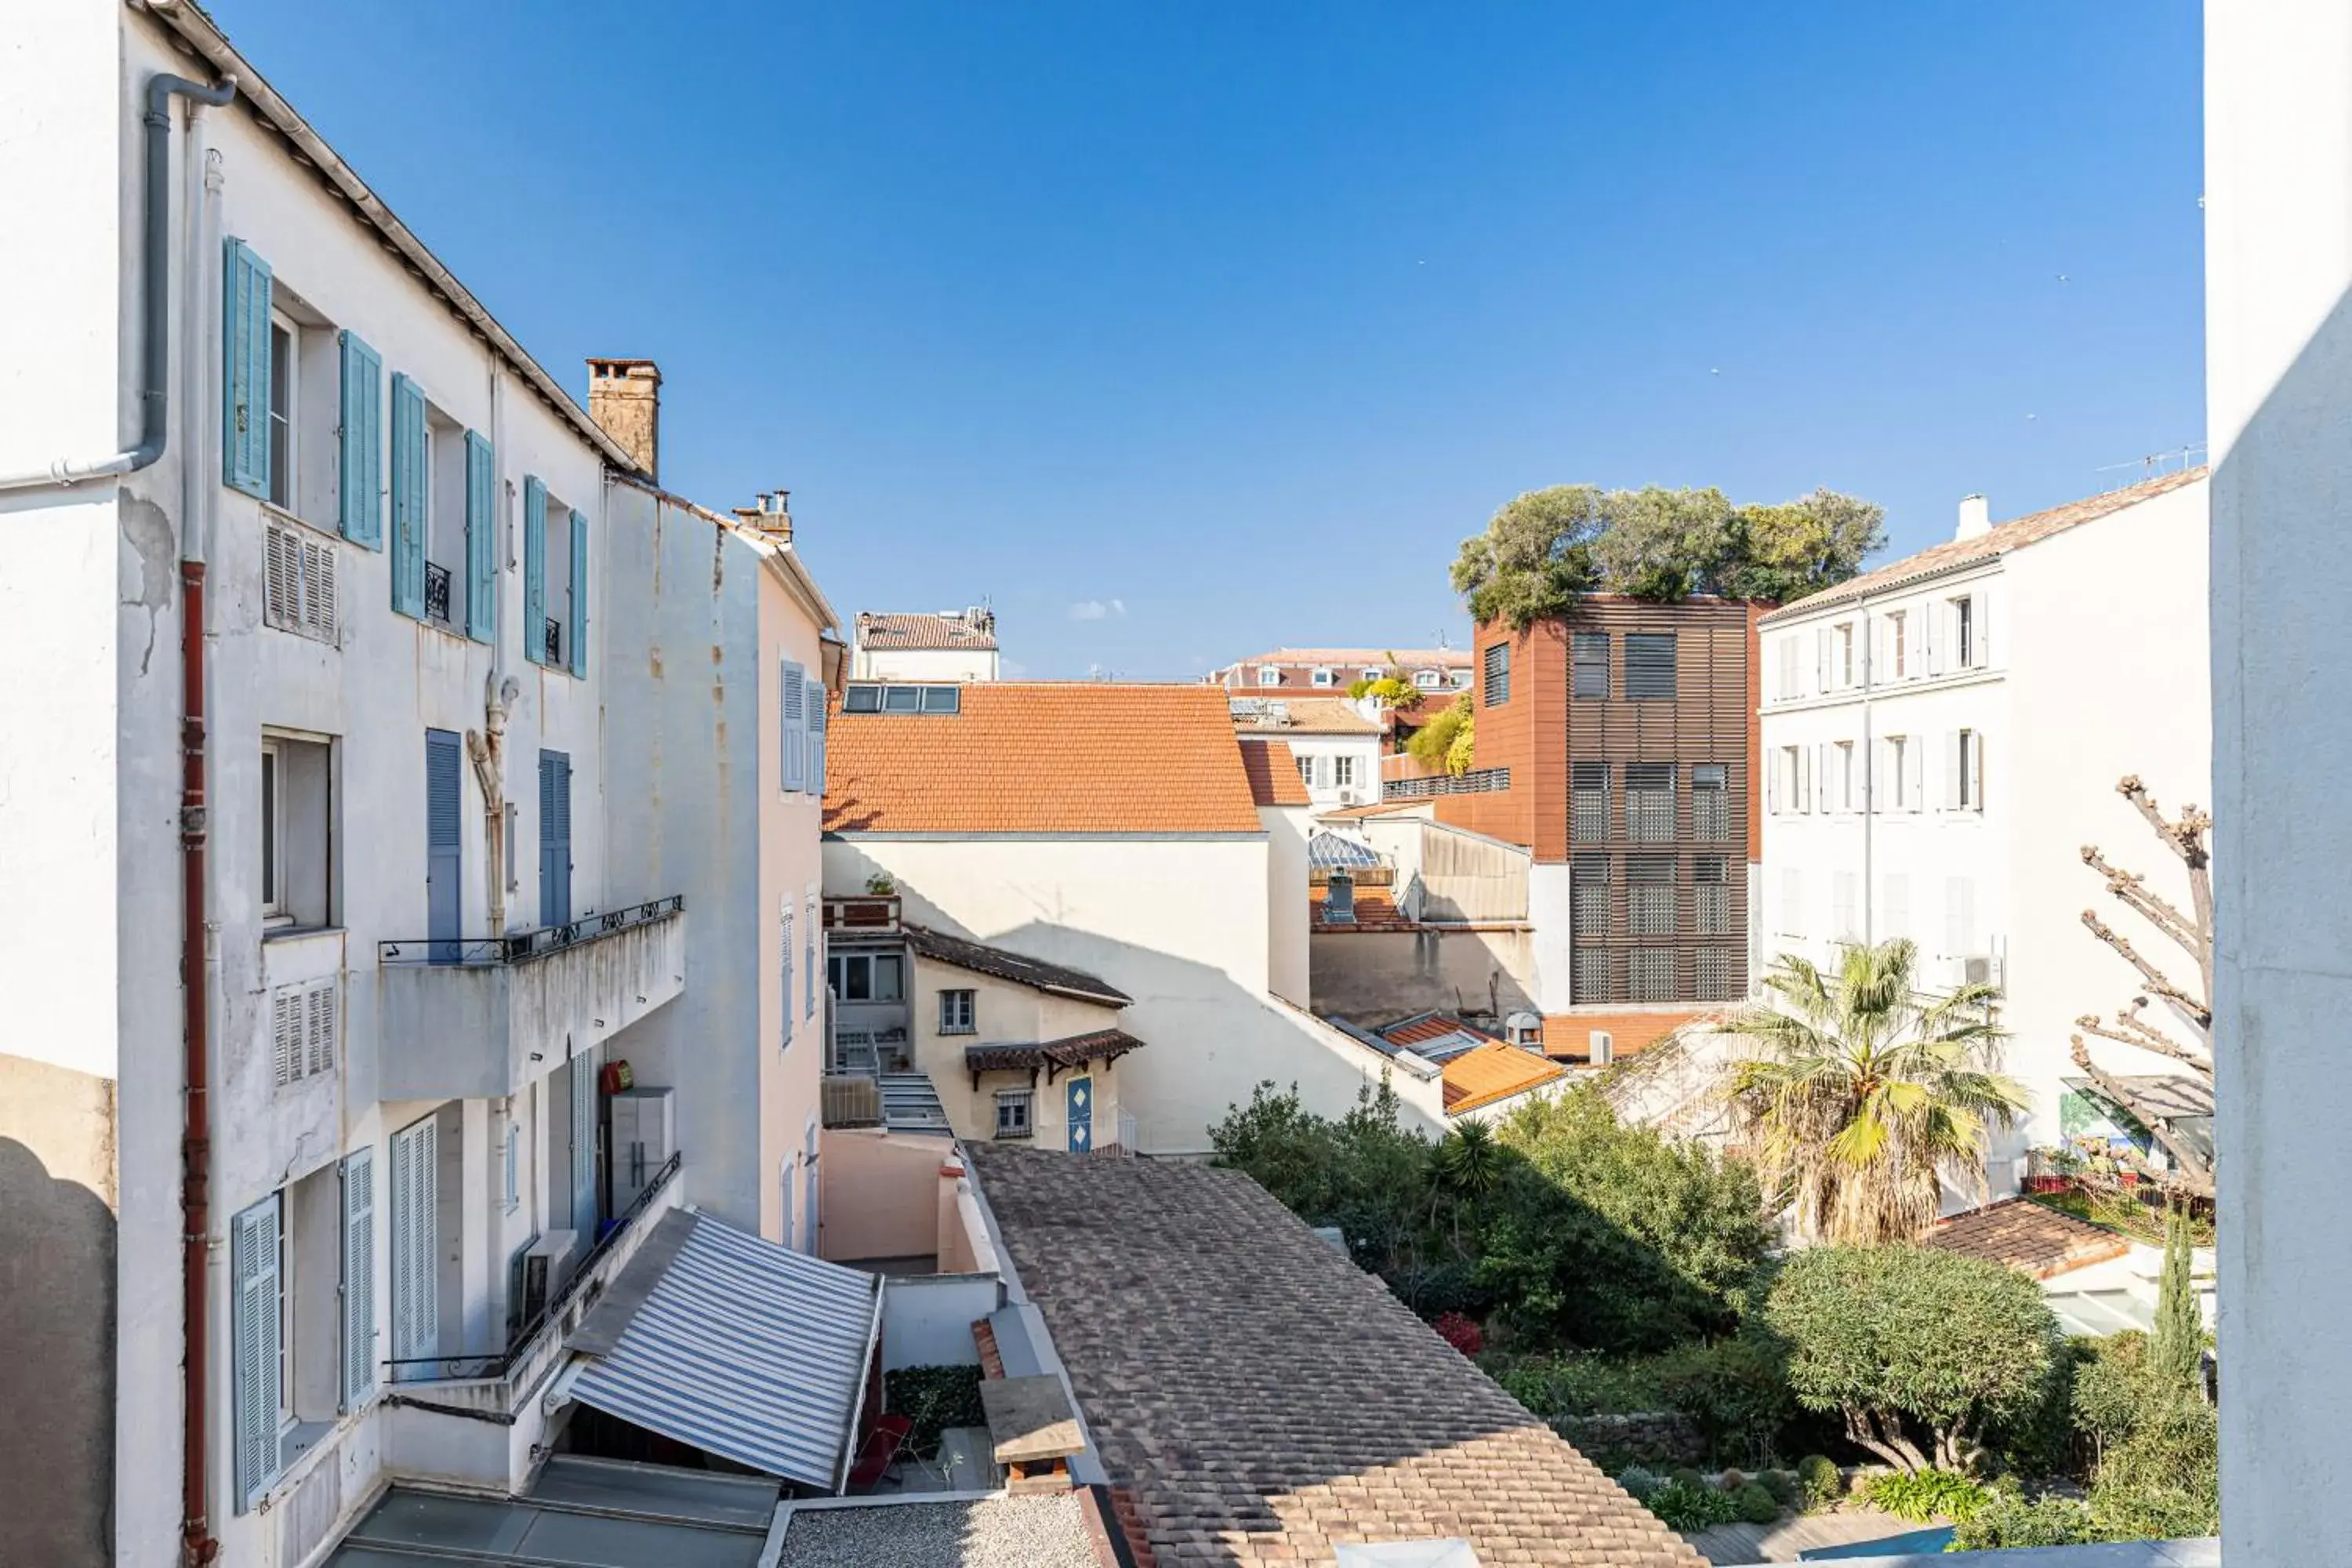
0,1134,118,1568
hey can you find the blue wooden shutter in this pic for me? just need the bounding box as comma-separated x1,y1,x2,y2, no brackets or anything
567,508,589,677
523,477,547,665
389,374,427,617
337,331,383,547
222,238,273,496
806,678,827,797
426,730,463,961
341,1147,376,1410
230,1196,281,1508
464,431,496,642
1067,1075,1094,1152
781,660,804,792
389,1115,440,1357
539,750,572,927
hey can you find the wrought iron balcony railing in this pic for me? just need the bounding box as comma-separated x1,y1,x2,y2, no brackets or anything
424,561,452,625
543,615,564,666
378,895,684,966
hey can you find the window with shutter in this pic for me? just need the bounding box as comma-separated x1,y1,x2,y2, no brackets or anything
1481,642,1510,706
388,374,427,616
341,1147,376,1410
1624,633,1677,699
271,987,301,1088
389,1115,439,1359
782,660,806,792
223,239,274,497
1625,762,1675,842
567,509,589,677
1570,853,1610,937
1572,946,1613,1004
426,731,463,961
306,979,337,1076
1693,764,1730,840
464,432,496,642
523,477,547,665
1570,761,1610,842
1572,632,1610,699
1694,856,1730,935
805,895,820,1020
806,679,828,796
231,1195,284,1509
538,751,572,928
338,332,384,548
1628,947,1679,1003
780,900,795,1048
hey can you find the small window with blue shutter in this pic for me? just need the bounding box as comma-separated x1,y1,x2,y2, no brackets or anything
388,375,427,617
568,508,589,678
523,477,548,664
338,332,383,548
463,431,496,642
522,484,585,673
223,238,274,497
781,660,805,792
806,678,828,797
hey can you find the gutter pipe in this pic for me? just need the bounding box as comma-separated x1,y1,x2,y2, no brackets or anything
0,71,235,493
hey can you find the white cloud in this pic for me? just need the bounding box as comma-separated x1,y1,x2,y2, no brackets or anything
1068,597,1127,622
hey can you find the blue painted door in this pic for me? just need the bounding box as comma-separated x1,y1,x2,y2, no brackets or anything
538,750,572,929
426,730,463,962
1066,1075,1094,1153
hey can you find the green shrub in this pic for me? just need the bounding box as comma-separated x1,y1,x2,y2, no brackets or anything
882,1363,985,1459
1951,1493,2099,1550
1715,1467,1748,1494
1860,1468,1989,1523
1733,1481,1781,1525
1668,1466,1705,1490
1613,1465,1661,1501
1643,1479,1740,1531
1795,1454,1841,1508
1756,1468,1800,1510
1650,1333,1795,1468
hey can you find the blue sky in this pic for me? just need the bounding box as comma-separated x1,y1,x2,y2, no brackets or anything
212,2,2203,679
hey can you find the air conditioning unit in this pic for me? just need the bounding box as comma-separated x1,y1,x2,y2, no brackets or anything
1588,1030,1614,1067
508,1229,581,1338
1336,787,1362,805
1959,954,2005,993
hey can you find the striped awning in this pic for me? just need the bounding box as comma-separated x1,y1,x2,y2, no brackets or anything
561,1210,883,1492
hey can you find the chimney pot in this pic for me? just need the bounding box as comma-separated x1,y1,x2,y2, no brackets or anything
1956,493,1991,540
586,358,662,480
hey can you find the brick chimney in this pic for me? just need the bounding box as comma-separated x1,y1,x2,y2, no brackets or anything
731,490,793,543
586,358,661,478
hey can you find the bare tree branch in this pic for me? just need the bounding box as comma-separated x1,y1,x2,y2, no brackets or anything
2068,1036,2216,1198
2081,845,2203,960
2072,1010,2211,1074
2081,910,2212,1031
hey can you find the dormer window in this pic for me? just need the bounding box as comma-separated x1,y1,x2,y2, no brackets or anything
1311,666,1335,688
1360,666,1383,682
1257,666,1282,687
1414,669,1441,689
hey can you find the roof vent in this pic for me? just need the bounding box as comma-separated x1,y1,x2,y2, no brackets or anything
1956,493,1991,541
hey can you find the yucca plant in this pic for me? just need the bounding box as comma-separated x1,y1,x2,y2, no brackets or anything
1722,939,2027,1245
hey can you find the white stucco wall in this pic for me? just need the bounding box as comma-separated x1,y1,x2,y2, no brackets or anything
853,644,998,682
1261,803,1313,1005
1238,731,1384,809
2205,3,2352,1555
823,835,1442,1150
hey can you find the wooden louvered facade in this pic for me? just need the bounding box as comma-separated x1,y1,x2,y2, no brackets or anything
1437,597,1763,1007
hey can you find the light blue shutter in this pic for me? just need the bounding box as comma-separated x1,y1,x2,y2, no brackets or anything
464,431,496,642
806,679,827,797
780,900,795,1047
781,661,805,792
523,477,547,665
341,1147,376,1410
222,238,272,496
230,1196,281,1508
389,374,427,617
426,731,463,961
805,897,819,1019
337,332,383,547
389,1116,439,1358
567,508,588,677
539,750,572,927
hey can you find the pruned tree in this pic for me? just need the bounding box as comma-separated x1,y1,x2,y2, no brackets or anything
2069,776,2214,1197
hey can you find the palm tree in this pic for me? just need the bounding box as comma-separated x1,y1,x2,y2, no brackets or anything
1722,939,2028,1246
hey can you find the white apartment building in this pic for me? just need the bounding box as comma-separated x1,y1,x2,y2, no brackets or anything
0,9,838,1565
1231,695,1388,810
1757,472,2210,1185
850,606,1000,681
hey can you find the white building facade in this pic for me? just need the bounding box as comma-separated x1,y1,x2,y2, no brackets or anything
0,9,835,1564
1232,696,1387,811
1757,474,2211,1185
851,608,1000,681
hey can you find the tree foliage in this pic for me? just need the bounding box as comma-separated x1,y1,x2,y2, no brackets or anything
1722,939,2028,1245
1406,690,1475,775
1450,485,1886,627
1765,1245,2061,1475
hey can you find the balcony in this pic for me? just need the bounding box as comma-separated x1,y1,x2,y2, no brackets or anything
823,894,902,934
377,896,686,1101
543,615,564,666
424,560,452,626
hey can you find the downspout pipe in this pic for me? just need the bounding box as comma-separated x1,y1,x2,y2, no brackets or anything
0,71,236,494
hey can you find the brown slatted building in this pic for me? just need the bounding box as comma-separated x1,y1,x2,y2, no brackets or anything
1437,597,1763,1013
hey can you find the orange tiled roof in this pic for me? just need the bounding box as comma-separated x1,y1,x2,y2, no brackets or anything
1925,1197,2134,1279
1769,469,2206,619
1383,1013,1501,1048
1539,1009,1711,1062
1229,696,1384,736
824,683,1265,835
1443,1042,1566,1113
1240,742,1312,808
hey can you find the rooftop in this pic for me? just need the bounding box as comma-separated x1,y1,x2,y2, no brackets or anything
1240,741,1313,808
855,609,1000,650
964,1028,1147,1076
1442,1041,1567,1114
1539,1009,1711,1063
1925,1197,2135,1280
902,924,1132,1006
1767,468,2207,619
775,1494,1097,1567
965,1145,1703,1568
1229,695,1385,735
1312,884,1414,931
1226,646,1474,670
824,683,1265,836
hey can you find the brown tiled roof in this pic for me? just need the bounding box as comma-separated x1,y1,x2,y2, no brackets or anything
965,1146,1703,1567
1925,1197,2132,1279
1383,1013,1501,1049
1224,646,1474,672
1443,1042,1567,1113
1230,697,1385,736
1239,742,1312,808
824,683,1266,835
902,923,1132,1005
964,1029,1146,1076
1310,885,1414,931
855,609,999,650
1539,1009,1709,1062
1768,469,2207,619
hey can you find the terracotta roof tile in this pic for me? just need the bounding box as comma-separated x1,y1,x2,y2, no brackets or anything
1769,469,2206,619
1222,645,1474,671
1382,1013,1502,1048
1539,1010,1711,1062
1229,696,1385,736
964,1029,1147,1076
1240,742,1312,808
902,924,1131,1004
855,609,999,650
1926,1197,2133,1279
964,1146,1703,1568
824,683,1265,835
1443,1041,1567,1113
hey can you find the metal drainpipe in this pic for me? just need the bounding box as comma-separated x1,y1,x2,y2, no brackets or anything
0,72,235,493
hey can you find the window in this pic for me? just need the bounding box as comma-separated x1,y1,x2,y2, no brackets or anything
418,404,474,631
1628,949,1679,1003
268,978,339,1088
539,750,572,928
1628,855,1677,937
1624,633,1677,699
1626,763,1675,842
1571,854,1610,937
1779,868,1805,937
1360,666,1383,681
1482,643,1511,706
1257,666,1281,686
939,989,976,1035
261,732,333,929
1296,752,1314,786
1835,742,1856,811
522,478,585,673
1694,856,1730,936
1833,871,1859,942
1695,948,1736,1002
1450,668,1472,688
843,684,882,713
1883,735,1911,811
501,1120,521,1214
1693,764,1730,840
1952,596,1976,668
1572,632,1610,699
1414,668,1442,689
1835,622,1855,688
829,951,905,1003
1572,946,1613,1004
1774,637,1800,700
1570,761,1610,841
779,901,796,1049
1311,666,1334,687
779,1161,795,1251
994,1089,1033,1140
1334,754,1357,788
263,517,339,647
1953,728,1984,810
806,896,820,1019
1882,873,1911,943
843,682,960,714
1888,612,1908,678
267,313,298,510
1777,745,1806,814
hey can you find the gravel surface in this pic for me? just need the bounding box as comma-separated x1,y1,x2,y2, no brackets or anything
780,1494,1098,1568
